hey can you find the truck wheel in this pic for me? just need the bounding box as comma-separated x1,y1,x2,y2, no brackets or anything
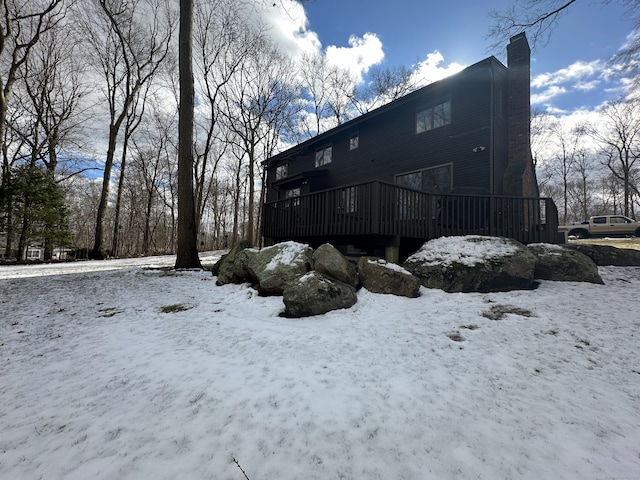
571,229,589,239
635,227,640,238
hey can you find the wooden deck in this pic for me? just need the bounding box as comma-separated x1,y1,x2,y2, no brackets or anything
263,181,560,251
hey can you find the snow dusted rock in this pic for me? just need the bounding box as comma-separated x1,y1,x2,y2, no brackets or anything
528,243,604,284
403,235,537,293
312,243,359,288
566,243,640,266
248,241,313,295
358,256,421,298
282,271,357,317
214,240,255,285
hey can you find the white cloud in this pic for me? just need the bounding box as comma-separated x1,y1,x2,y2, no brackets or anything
529,59,623,108
574,80,600,92
244,0,321,59
410,51,466,87
246,4,383,84
532,107,606,163
325,33,385,83
531,85,568,105
531,60,603,89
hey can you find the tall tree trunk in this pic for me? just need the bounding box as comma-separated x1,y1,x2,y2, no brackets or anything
1,94,13,258
91,126,118,259
232,159,242,245
257,166,267,248
247,146,255,245
17,214,30,262
3,188,13,258
175,0,201,269
143,189,154,255
111,142,129,257
43,136,58,261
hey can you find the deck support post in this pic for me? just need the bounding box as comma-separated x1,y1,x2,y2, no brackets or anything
385,245,400,264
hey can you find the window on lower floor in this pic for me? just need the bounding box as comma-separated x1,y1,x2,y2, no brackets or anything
285,187,300,207
396,164,452,220
396,163,452,194
315,146,332,167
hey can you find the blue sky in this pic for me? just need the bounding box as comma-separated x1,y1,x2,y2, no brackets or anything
289,0,635,115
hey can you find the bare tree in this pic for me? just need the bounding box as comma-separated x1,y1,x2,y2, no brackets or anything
325,62,356,127
297,52,333,139
488,0,578,51
10,24,89,259
0,0,64,170
0,0,65,258
192,0,260,232
225,143,246,245
129,139,165,255
64,175,103,256
352,64,418,114
567,150,594,220
220,34,298,245
111,81,151,257
547,120,584,223
76,0,175,259
22,26,87,168
588,98,640,218
295,52,356,138
488,0,640,76
529,107,554,168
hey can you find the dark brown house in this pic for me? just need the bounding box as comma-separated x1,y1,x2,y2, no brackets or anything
263,33,560,261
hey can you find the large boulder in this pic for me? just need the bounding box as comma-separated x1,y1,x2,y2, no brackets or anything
566,243,640,266
214,241,255,285
247,241,313,295
358,256,421,298
528,243,604,284
312,243,359,288
402,235,537,293
282,271,357,317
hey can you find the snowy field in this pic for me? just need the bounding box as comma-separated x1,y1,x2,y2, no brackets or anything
1,251,639,479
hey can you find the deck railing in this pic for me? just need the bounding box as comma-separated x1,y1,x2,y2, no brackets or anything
263,181,560,245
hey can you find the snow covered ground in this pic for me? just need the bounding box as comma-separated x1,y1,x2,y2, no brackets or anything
1,251,639,479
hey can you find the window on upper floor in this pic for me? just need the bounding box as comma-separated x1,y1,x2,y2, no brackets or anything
416,100,451,134
275,163,288,180
349,133,359,150
315,145,332,167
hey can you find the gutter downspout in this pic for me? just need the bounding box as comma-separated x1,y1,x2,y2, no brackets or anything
489,62,495,194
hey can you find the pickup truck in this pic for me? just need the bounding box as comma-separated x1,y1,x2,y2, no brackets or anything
559,215,640,239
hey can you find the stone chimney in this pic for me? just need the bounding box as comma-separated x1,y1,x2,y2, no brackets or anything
502,32,538,197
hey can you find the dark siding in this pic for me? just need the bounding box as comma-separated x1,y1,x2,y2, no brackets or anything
266,58,510,200
491,65,510,194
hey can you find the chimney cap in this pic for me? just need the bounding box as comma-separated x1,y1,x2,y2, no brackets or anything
509,32,528,43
